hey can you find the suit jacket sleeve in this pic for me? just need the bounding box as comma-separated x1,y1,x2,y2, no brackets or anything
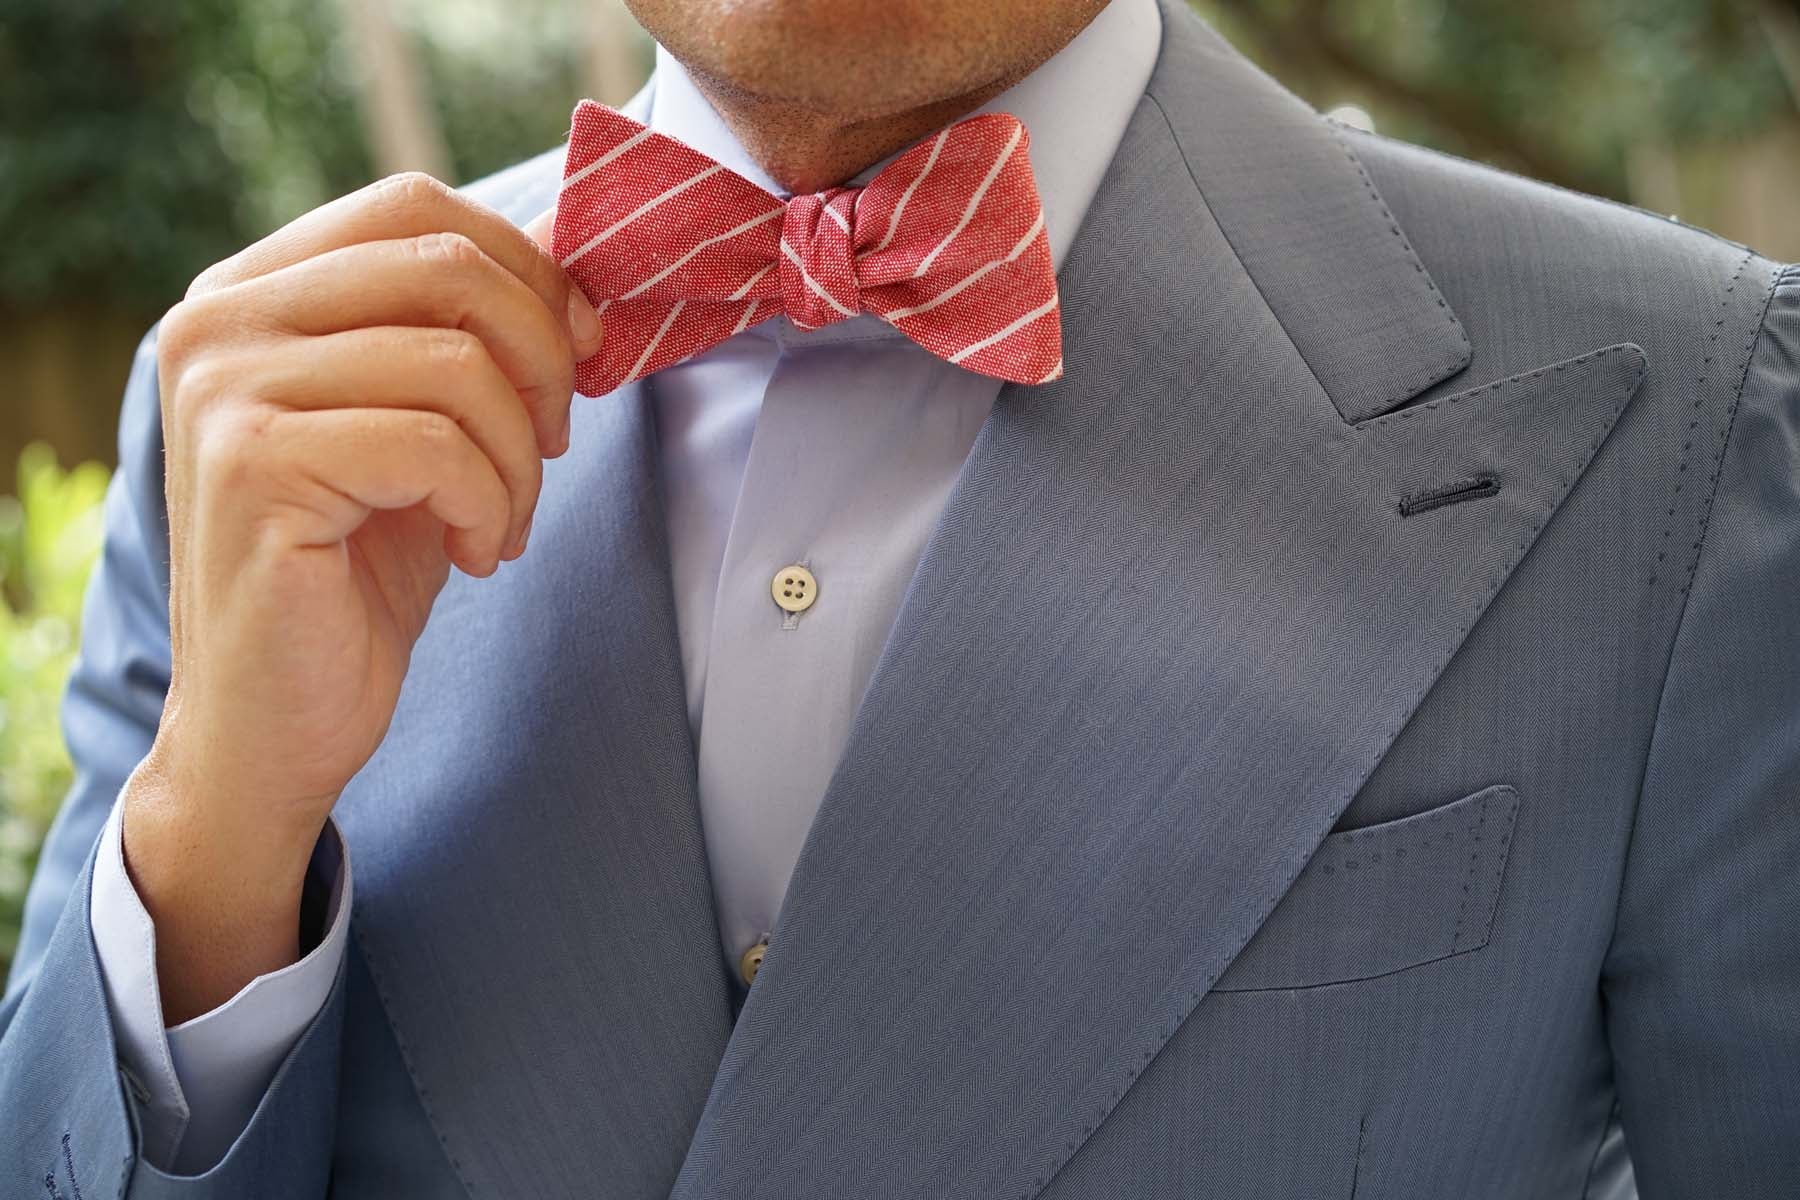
1602,263,1800,1194
0,327,345,1196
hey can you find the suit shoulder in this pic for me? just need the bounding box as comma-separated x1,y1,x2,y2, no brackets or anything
1338,122,1768,273
1336,124,1787,382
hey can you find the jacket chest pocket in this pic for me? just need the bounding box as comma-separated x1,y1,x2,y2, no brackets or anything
1213,783,1520,992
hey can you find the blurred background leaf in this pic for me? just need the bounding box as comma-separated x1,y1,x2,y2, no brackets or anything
0,444,109,970
1197,0,1800,230
0,0,1795,973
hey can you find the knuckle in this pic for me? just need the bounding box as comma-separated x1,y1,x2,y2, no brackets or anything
522,237,568,295
155,298,206,366
375,170,450,215
184,258,234,299
168,353,230,414
413,409,462,454
157,295,258,423
191,406,276,493
414,229,483,272
421,327,487,375
160,344,241,432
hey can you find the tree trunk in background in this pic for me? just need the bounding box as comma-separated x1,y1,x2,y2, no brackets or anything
1762,1,1800,112
1683,120,1800,264
583,0,651,107
1625,141,1683,224
337,0,454,181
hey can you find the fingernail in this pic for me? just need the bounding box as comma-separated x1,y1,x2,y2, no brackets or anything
567,288,602,352
517,513,533,554
558,410,572,455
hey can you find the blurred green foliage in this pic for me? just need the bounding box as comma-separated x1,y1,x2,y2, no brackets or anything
1199,0,1798,198
0,445,110,975
0,0,604,321
409,0,605,197
0,0,363,316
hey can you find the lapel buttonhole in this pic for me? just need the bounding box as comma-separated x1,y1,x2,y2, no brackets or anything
1398,475,1502,517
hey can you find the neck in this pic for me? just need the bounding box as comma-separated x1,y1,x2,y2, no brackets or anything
680,65,1038,197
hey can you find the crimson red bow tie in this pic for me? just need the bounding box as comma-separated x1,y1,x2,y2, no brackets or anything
550,101,1064,396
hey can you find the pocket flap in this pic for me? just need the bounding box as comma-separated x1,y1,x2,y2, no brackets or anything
1213,783,1520,992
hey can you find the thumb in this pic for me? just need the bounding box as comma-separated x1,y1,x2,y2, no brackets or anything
526,206,603,361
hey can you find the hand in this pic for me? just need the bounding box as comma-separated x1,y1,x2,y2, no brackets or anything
124,173,602,1022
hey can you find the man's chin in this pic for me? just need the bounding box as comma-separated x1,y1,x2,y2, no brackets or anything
622,0,1074,121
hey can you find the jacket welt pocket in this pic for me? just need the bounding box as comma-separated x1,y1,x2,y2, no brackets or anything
1213,783,1520,992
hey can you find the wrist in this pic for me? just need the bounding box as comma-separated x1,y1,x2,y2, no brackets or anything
121,752,331,1024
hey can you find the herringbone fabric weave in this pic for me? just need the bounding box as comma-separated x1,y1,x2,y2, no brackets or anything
551,100,1063,395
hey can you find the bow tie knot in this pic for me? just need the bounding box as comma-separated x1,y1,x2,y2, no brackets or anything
552,101,1064,394
779,188,862,331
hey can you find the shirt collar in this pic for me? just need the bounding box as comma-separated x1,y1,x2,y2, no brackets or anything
642,0,1162,348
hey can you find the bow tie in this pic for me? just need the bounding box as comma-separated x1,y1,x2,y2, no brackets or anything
550,100,1064,396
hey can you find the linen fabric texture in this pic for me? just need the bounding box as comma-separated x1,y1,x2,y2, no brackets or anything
553,104,1064,393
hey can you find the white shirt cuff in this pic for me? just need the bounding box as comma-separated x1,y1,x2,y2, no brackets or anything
88,774,352,1175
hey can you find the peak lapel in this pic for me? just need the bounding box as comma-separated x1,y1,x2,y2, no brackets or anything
671,7,1645,1198
333,385,734,1199
1151,2,1473,423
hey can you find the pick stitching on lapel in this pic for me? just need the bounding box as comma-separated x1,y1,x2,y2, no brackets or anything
669,6,1648,1198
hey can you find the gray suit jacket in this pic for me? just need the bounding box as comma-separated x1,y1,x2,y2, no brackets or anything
5,3,1797,1195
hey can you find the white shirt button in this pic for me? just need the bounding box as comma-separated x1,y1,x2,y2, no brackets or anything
771,564,818,614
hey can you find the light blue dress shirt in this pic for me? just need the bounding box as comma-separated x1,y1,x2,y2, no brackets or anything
86,0,1162,1173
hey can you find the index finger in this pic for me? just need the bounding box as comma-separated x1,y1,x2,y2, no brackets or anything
189,172,602,357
